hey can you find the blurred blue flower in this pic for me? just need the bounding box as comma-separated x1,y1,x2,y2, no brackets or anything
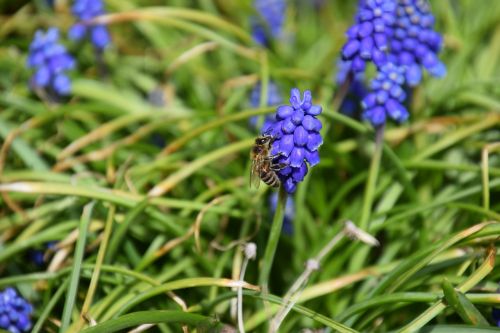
493,307,500,327
27,28,75,96
249,81,282,130
388,0,446,86
251,0,286,45
264,89,323,193
29,242,56,267
0,288,33,333
341,0,397,72
148,87,168,147
362,63,408,126
69,0,111,50
269,192,294,235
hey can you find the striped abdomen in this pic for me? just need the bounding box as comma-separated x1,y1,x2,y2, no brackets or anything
260,170,280,187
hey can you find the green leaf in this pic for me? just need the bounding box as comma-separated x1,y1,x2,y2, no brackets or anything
79,310,221,333
60,201,96,333
413,325,500,333
0,119,49,171
442,279,489,326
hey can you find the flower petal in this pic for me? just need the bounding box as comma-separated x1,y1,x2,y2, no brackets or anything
289,147,305,167
293,126,308,147
279,134,294,156
306,105,322,116
290,88,302,108
306,133,323,151
291,110,304,125
281,118,296,134
283,177,296,193
292,164,308,182
277,105,294,120
306,150,320,166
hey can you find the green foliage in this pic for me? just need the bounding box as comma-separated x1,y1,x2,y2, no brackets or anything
0,1,499,332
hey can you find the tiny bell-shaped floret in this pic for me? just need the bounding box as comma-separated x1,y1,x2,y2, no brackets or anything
362,63,409,127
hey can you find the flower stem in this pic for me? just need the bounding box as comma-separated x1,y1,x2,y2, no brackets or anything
359,125,384,230
259,186,286,294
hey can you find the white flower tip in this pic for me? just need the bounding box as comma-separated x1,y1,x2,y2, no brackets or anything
244,242,257,260
344,220,380,247
306,259,320,271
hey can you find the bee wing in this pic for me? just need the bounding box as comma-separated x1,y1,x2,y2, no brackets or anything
250,159,261,189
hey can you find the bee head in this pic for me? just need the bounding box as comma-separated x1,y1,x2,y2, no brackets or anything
255,135,272,145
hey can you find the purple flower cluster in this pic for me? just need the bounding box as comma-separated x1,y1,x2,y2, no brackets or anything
388,0,446,85
251,0,286,45
362,63,408,126
69,0,111,50
0,288,33,333
339,0,445,126
264,89,323,193
249,81,282,130
27,28,75,96
341,0,397,72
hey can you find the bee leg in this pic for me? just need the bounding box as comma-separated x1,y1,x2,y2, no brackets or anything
270,162,287,171
267,152,286,160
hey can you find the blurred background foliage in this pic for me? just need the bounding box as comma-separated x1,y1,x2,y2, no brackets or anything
0,0,499,332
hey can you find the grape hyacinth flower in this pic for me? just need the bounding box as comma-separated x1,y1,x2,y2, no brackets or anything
388,0,446,85
341,0,397,72
264,89,323,193
251,0,286,45
29,242,56,267
0,288,33,333
249,81,282,130
69,0,111,50
362,63,408,126
269,192,294,234
27,28,75,97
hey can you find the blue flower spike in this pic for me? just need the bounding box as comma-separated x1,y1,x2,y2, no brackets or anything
362,63,408,127
389,0,446,85
0,288,33,333
341,0,397,72
265,89,323,193
251,0,286,45
69,0,111,50
27,28,75,97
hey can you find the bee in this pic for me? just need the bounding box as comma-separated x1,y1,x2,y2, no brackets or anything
250,134,286,188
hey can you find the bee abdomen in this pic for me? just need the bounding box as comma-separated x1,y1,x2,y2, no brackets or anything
261,171,280,187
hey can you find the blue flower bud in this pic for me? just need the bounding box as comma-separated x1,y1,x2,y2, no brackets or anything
362,63,409,126
70,0,111,50
251,0,286,46
0,288,32,333
27,28,74,97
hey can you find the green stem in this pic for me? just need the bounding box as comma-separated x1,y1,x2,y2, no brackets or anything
359,125,385,230
259,186,287,294
60,201,96,333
